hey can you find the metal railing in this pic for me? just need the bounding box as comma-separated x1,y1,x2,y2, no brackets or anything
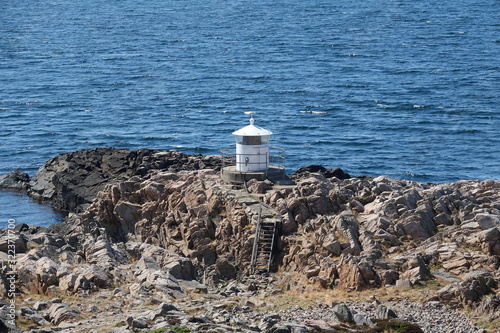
220,146,286,175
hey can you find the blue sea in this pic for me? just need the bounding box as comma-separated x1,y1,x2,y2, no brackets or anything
1,0,499,227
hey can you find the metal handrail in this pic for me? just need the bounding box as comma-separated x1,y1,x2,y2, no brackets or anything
250,201,283,274
221,145,286,173
250,202,263,274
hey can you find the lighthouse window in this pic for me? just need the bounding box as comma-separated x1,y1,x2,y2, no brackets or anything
241,136,262,145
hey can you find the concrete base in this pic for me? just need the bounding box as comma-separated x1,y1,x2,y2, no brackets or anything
221,166,286,184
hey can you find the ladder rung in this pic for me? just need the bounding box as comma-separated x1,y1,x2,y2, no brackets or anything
250,203,280,274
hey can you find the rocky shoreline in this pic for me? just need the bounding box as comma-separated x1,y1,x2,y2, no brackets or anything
0,148,498,332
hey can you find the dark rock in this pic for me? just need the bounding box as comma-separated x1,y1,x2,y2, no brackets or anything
0,169,30,190
376,304,398,319
13,223,29,233
126,316,148,328
293,165,351,179
20,306,36,316
155,302,178,316
332,303,354,323
86,305,99,313
0,320,8,333
27,148,223,213
214,257,237,280
33,301,49,311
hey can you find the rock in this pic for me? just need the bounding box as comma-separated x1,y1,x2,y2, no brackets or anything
20,306,36,316
397,204,436,240
476,227,500,255
321,233,341,256
338,255,379,291
214,257,237,280
271,326,290,333
246,179,271,194
396,278,412,290
293,165,351,180
353,313,373,326
475,213,500,230
376,304,398,319
1,148,498,332
136,256,160,270
46,303,79,325
83,239,128,268
33,301,49,311
80,264,113,289
0,232,27,254
0,169,30,190
0,319,9,333
35,257,59,293
476,295,500,317
434,212,453,226
74,274,91,291
87,305,99,313
126,316,148,329
59,274,78,293
156,302,178,315
437,270,497,307
332,303,353,323
135,269,185,299
400,255,433,285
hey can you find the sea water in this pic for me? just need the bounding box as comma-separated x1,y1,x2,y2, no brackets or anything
1,0,499,226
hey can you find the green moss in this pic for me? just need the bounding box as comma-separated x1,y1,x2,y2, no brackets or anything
144,329,168,333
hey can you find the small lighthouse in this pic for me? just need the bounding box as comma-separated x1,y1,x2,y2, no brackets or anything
221,114,286,184
232,114,272,172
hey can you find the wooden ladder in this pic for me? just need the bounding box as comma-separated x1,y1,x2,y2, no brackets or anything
250,202,280,274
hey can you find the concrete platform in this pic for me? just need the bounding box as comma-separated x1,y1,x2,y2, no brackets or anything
221,166,286,184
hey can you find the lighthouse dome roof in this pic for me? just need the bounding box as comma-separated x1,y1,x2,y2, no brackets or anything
232,117,272,136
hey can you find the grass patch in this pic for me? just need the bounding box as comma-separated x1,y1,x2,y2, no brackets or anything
171,327,191,333
309,319,423,333
476,317,500,332
413,279,444,292
382,319,423,333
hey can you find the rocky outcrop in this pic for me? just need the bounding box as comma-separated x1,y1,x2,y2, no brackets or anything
436,270,498,307
23,149,497,296
26,148,222,213
0,148,498,332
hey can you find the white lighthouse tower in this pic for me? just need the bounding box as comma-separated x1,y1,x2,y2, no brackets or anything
221,114,286,184
232,114,272,172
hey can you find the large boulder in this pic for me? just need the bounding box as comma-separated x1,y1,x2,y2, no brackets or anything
293,165,351,180
0,169,30,190
46,303,80,325
437,270,497,307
